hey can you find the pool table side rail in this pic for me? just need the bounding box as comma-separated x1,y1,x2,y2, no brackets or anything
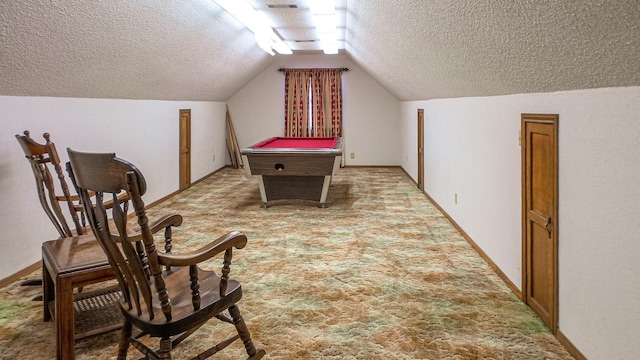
240,137,343,155
240,148,342,155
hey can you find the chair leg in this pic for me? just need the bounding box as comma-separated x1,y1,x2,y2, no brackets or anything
228,305,264,359
25,270,43,301
118,321,132,360
158,337,172,360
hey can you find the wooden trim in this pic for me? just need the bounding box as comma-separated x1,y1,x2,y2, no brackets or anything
4,164,585,360
0,261,40,289
192,165,232,185
146,165,231,210
400,167,418,187
403,161,523,297
422,184,586,360
417,108,424,191
1,165,528,302
556,330,587,360
343,165,402,169
2,166,235,287
179,109,192,190
423,190,522,298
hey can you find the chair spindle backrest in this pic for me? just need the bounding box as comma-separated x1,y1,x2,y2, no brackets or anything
15,131,84,237
67,149,172,321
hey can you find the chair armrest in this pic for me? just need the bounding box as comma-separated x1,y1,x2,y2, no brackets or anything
149,214,183,235
158,231,247,267
111,214,182,243
125,214,183,242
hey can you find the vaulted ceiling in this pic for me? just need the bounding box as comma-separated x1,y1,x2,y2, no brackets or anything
1,0,639,101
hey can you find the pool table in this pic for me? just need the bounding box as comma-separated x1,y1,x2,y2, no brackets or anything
240,137,344,208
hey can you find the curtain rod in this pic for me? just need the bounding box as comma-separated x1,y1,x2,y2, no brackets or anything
278,67,349,72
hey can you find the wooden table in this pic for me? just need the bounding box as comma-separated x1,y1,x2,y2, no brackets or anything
42,235,122,360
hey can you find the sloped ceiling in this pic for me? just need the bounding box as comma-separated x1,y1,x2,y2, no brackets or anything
347,1,640,100
1,0,639,101
0,0,273,101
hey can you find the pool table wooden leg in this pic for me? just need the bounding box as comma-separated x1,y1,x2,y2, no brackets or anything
318,156,341,207
256,175,268,207
319,175,332,207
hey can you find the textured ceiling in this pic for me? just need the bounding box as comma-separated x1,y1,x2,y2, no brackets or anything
347,0,640,100
0,0,273,101
1,0,639,101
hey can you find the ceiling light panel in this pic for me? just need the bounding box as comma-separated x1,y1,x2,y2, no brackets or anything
213,0,292,55
246,0,346,53
307,0,339,54
267,4,299,9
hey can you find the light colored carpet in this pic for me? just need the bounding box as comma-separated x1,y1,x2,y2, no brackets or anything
0,167,574,359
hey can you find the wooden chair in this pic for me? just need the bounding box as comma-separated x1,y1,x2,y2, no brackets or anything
15,131,171,246
16,130,117,291
16,131,181,360
16,131,90,238
67,148,266,360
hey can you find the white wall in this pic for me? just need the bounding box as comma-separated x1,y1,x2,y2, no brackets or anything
0,54,402,280
0,96,227,280
400,86,640,360
227,54,401,166
3,73,636,360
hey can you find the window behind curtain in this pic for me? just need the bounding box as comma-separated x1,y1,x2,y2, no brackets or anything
284,68,343,138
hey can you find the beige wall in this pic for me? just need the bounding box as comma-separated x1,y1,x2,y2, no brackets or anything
227,54,402,166
0,96,227,279
399,86,640,360
3,61,638,360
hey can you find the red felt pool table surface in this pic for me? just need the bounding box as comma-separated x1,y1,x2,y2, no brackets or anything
253,137,338,149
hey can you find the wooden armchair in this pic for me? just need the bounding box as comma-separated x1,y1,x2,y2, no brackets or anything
66,148,265,360
15,131,173,246
16,131,182,359
16,131,89,239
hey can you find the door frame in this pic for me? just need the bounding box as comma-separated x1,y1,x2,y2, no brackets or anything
417,108,424,191
179,109,191,191
521,113,559,333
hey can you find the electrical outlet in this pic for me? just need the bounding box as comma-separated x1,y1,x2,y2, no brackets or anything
350,152,355,159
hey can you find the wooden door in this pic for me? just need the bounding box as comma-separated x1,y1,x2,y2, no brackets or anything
521,113,558,333
179,109,191,191
417,109,424,191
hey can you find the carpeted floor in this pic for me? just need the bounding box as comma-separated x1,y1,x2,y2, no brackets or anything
0,167,574,359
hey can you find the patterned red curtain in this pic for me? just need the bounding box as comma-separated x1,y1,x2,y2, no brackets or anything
284,69,312,137
284,68,343,138
310,70,325,137
313,68,342,137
